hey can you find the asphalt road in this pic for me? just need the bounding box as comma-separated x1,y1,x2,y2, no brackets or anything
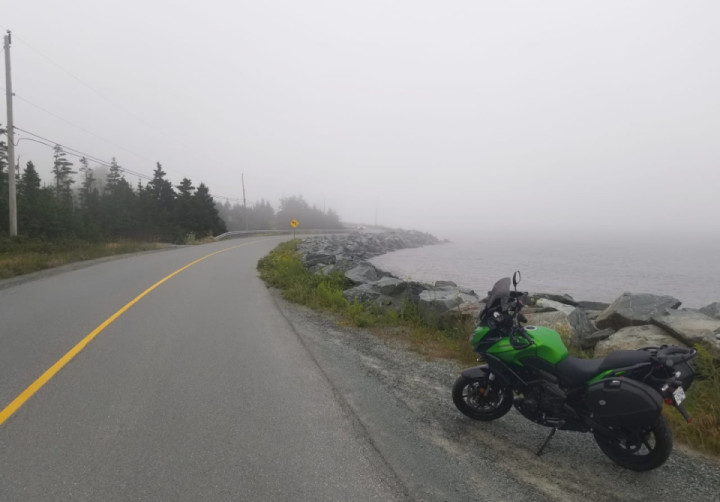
1,237,719,501
0,238,405,501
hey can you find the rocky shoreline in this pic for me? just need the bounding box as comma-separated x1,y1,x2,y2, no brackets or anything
296,230,720,356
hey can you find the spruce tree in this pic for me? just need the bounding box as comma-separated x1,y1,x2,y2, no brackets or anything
52,145,76,202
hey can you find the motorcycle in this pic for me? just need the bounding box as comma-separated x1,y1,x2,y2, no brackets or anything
452,272,697,471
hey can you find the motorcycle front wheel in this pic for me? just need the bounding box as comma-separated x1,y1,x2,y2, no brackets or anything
593,415,673,471
452,375,513,421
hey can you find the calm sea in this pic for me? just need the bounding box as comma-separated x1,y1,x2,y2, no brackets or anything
369,234,720,309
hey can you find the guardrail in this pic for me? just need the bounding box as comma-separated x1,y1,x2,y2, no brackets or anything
214,228,351,241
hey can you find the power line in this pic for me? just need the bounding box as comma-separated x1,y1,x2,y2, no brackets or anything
2,28,159,131
11,126,246,203
1,28,246,200
14,126,153,181
3,88,157,164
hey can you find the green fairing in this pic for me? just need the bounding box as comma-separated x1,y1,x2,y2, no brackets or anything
470,326,491,346
486,325,569,365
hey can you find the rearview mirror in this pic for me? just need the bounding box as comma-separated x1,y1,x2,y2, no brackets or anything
512,271,521,290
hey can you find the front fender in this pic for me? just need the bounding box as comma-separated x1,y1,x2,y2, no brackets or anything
461,364,490,379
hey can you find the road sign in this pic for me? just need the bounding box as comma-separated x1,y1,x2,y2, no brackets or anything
290,219,299,228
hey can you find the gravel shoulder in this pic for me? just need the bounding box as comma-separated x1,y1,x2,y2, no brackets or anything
271,290,720,502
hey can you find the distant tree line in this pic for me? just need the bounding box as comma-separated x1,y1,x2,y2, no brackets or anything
218,195,341,232
0,140,225,242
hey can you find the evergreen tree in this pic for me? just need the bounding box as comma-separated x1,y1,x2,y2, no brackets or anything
138,162,178,241
276,195,341,230
104,157,122,195
52,145,76,202
192,183,226,237
250,199,275,230
97,158,137,238
75,157,101,239
17,161,61,238
174,177,196,238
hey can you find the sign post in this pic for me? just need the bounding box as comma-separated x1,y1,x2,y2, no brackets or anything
290,219,299,240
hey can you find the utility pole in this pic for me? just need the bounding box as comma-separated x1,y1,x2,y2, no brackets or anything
241,172,248,231
4,30,17,237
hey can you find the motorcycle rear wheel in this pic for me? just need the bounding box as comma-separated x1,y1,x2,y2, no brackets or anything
593,415,673,471
452,375,513,421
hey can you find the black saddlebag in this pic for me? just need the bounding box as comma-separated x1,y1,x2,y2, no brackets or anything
585,378,662,429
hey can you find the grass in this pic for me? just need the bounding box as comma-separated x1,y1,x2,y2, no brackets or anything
663,345,720,456
0,237,170,280
258,239,720,459
257,240,475,362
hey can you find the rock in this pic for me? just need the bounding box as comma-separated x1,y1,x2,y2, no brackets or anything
595,293,682,330
536,298,576,316
375,277,407,296
434,280,457,288
594,325,680,357
303,252,335,267
583,310,605,322
568,308,595,338
342,283,382,303
417,288,477,325
577,301,611,311
532,293,578,306
699,302,720,320
344,263,383,284
439,301,484,330
651,310,720,352
579,328,615,350
522,307,557,314
297,230,440,266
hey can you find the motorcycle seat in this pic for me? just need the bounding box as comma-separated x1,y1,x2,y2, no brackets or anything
556,350,652,387
556,357,603,387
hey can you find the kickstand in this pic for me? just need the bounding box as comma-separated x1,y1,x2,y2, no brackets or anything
536,427,557,456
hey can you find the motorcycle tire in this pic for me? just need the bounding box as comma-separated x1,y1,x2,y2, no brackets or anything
452,375,513,421
593,415,673,471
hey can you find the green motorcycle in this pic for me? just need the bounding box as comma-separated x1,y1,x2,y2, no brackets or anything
453,272,697,471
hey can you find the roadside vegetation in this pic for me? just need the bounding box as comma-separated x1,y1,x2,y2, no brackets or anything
0,238,170,280
258,239,720,458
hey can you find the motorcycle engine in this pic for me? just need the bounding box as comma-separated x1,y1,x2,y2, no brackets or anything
515,381,567,426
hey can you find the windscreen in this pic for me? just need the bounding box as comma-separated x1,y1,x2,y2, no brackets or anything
481,277,511,317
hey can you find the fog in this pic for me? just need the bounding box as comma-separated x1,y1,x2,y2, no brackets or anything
4,1,719,239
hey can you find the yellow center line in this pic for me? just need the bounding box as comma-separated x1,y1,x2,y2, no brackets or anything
0,241,258,426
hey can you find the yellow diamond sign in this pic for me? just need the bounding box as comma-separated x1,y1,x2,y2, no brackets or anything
290,219,299,228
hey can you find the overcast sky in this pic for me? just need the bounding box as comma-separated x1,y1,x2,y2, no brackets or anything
4,1,719,238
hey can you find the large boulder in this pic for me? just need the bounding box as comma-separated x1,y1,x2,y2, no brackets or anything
375,277,407,296
594,325,680,357
536,298,576,316
577,300,611,311
532,293,578,307
303,252,336,267
699,302,720,320
344,263,383,284
579,328,615,350
342,283,382,303
651,310,720,352
568,308,596,338
417,288,479,325
595,293,682,330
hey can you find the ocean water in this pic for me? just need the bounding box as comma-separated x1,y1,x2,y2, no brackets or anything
369,235,720,308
